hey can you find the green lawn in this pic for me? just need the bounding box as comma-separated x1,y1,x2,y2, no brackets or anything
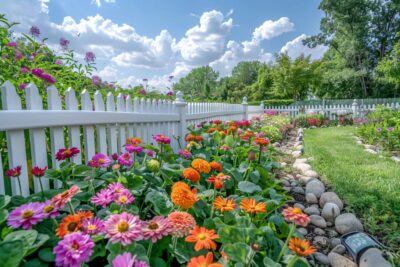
303,126,400,255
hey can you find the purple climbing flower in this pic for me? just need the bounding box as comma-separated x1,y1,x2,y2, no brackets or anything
59,37,70,50
84,51,96,63
29,26,40,37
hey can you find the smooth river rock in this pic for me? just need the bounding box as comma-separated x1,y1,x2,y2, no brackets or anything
335,213,364,234
304,206,320,216
306,179,325,198
310,215,327,228
306,193,318,204
321,202,341,222
328,252,357,267
320,192,344,210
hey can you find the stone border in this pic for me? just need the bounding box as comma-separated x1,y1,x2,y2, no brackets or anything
277,128,364,267
354,136,400,163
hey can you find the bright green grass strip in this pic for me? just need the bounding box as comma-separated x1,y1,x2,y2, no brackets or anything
304,126,400,254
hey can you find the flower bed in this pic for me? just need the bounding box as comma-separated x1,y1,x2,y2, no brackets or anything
0,119,318,267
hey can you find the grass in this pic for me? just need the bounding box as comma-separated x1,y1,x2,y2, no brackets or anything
303,126,400,258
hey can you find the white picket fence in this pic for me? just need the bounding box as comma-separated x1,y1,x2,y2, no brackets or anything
265,99,400,119
0,81,264,196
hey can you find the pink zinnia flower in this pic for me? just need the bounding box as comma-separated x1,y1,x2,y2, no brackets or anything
282,207,310,227
82,217,104,235
178,149,192,158
142,216,172,243
42,200,60,218
55,147,80,161
7,202,46,229
115,191,135,206
91,188,114,208
112,252,150,267
6,166,21,177
153,134,170,144
54,232,94,267
52,185,80,208
118,153,133,166
126,145,143,154
90,153,111,168
146,150,155,157
104,212,142,246
31,166,47,177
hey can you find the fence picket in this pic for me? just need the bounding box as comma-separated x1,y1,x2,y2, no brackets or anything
117,94,127,152
106,93,118,155
81,90,96,162
65,88,82,164
26,83,49,192
94,91,107,154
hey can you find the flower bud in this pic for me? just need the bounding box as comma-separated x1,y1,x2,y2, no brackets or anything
248,151,256,161
146,159,160,173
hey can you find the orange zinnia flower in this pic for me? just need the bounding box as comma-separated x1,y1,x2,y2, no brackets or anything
76,210,93,220
185,226,219,251
183,168,201,183
191,159,211,174
126,137,142,146
240,198,266,213
282,207,310,227
254,137,269,146
209,161,222,172
171,182,198,209
207,173,230,190
56,214,83,238
187,252,223,267
288,237,316,257
213,196,235,212
185,134,203,142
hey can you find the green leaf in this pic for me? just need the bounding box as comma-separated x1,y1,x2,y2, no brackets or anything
26,233,49,256
0,195,11,209
144,189,173,215
4,230,38,256
263,256,282,267
218,226,247,244
225,135,235,147
0,209,8,224
223,243,252,264
0,240,25,267
23,259,48,267
150,257,167,267
39,247,55,262
238,181,262,193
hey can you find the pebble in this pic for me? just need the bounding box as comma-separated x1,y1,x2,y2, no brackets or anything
298,227,308,235
313,235,329,248
306,179,325,198
335,213,364,234
294,163,312,172
282,186,291,192
319,192,344,210
299,175,314,184
330,238,341,248
314,227,325,235
304,206,320,216
326,229,338,238
292,151,302,157
331,244,346,255
328,252,357,267
279,162,287,167
280,179,290,186
314,252,331,265
306,193,318,204
292,186,305,195
391,156,400,162
365,148,377,154
321,202,341,222
310,215,327,228
304,170,318,178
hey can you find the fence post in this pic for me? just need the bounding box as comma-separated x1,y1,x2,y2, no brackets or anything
175,91,187,141
352,99,359,119
242,96,248,120
259,101,265,114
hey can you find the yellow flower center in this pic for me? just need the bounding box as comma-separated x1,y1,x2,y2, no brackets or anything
98,158,105,164
148,222,159,230
292,208,303,214
61,191,69,197
43,205,54,213
118,195,128,203
198,233,207,240
117,221,129,232
87,224,96,231
22,210,33,219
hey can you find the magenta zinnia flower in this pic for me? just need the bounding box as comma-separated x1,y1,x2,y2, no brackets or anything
54,232,94,267
153,134,170,144
146,150,155,157
91,188,114,208
115,191,135,206
31,166,47,177
104,212,142,246
6,166,21,177
126,145,143,154
118,153,133,166
82,217,104,235
7,202,46,229
90,153,111,168
56,147,80,161
142,216,172,243
178,149,192,158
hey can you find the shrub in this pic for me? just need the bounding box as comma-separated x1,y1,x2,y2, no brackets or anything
263,99,294,107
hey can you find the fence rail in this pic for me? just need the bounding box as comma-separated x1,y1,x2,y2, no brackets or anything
0,81,264,196
265,99,400,119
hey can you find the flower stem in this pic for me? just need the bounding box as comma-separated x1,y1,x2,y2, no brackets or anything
258,146,262,164
276,223,296,263
246,249,256,267
147,242,153,258
287,256,299,267
17,176,23,195
38,176,45,199
67,201,75,214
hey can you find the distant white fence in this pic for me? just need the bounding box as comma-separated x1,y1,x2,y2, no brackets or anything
265,99,400,119
0,81,264,196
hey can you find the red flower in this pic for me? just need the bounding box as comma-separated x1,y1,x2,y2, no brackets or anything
6,166,22,177
55,147,80,161
31,166,47,177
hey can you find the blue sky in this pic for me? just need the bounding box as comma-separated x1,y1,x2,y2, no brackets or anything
1,0,327,91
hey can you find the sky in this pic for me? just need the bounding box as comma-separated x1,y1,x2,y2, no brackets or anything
0,0,327,91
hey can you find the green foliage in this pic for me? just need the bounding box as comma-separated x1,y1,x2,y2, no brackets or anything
264,99,294,107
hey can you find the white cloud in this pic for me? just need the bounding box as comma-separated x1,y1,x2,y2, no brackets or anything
39,0,50,14
226,9,234,18
91,0,116,8
253,17,294,41
177,10,233,65
280,34,328,60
